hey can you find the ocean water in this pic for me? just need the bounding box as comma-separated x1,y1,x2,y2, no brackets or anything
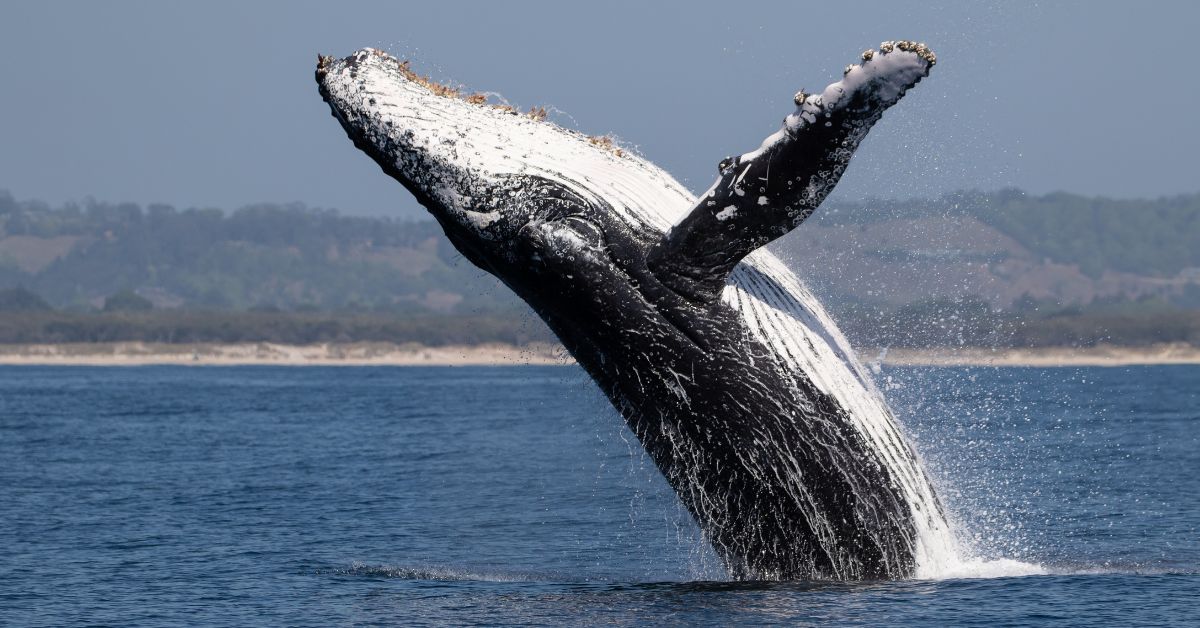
1,364,1197,626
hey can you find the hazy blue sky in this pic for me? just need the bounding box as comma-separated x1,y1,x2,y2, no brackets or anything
3,1,1197,217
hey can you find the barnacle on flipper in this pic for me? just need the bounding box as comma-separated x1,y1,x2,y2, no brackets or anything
878,39,936,65
316,54,334,80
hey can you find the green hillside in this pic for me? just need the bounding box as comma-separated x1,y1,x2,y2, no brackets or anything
0,192,518,313
2,188,1199,347
963,189,1200,278
816,189,1200,279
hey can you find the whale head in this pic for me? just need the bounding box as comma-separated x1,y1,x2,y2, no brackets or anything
316,49,693,269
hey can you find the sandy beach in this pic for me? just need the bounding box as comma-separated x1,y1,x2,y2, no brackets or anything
0,342,571,366
1,341,1199,367
867,343,1200,367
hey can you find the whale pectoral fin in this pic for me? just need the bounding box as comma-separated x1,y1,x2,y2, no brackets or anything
648,42,935,303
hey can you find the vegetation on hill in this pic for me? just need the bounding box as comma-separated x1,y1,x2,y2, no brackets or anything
0,287,52,312
2,188,1199,347
818,189,1200,279
980,190,1200,278
1,298,1194,348
0,192,514,312
0,310,552,346
833,295,1200,349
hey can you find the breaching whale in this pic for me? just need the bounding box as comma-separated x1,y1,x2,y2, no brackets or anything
316,41,954,580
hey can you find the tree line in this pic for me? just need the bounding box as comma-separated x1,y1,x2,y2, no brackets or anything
3,285,1196,347
816,188,1200,278
3,188,1199,347
0,192,516,312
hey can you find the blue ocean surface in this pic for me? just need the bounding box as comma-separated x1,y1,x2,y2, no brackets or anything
1,364,1197,626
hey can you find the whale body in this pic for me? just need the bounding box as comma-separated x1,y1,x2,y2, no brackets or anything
316,42,955,580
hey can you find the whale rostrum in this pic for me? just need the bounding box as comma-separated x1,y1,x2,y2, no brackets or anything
316,42,956,580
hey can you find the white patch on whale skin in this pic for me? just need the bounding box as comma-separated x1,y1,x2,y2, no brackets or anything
715,205,739,221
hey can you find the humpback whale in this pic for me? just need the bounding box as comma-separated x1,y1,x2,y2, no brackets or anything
316,42,954,580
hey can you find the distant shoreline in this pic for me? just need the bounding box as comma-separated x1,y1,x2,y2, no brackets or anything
1,341,1199,367
0,342,569,367
872,343,1200,367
